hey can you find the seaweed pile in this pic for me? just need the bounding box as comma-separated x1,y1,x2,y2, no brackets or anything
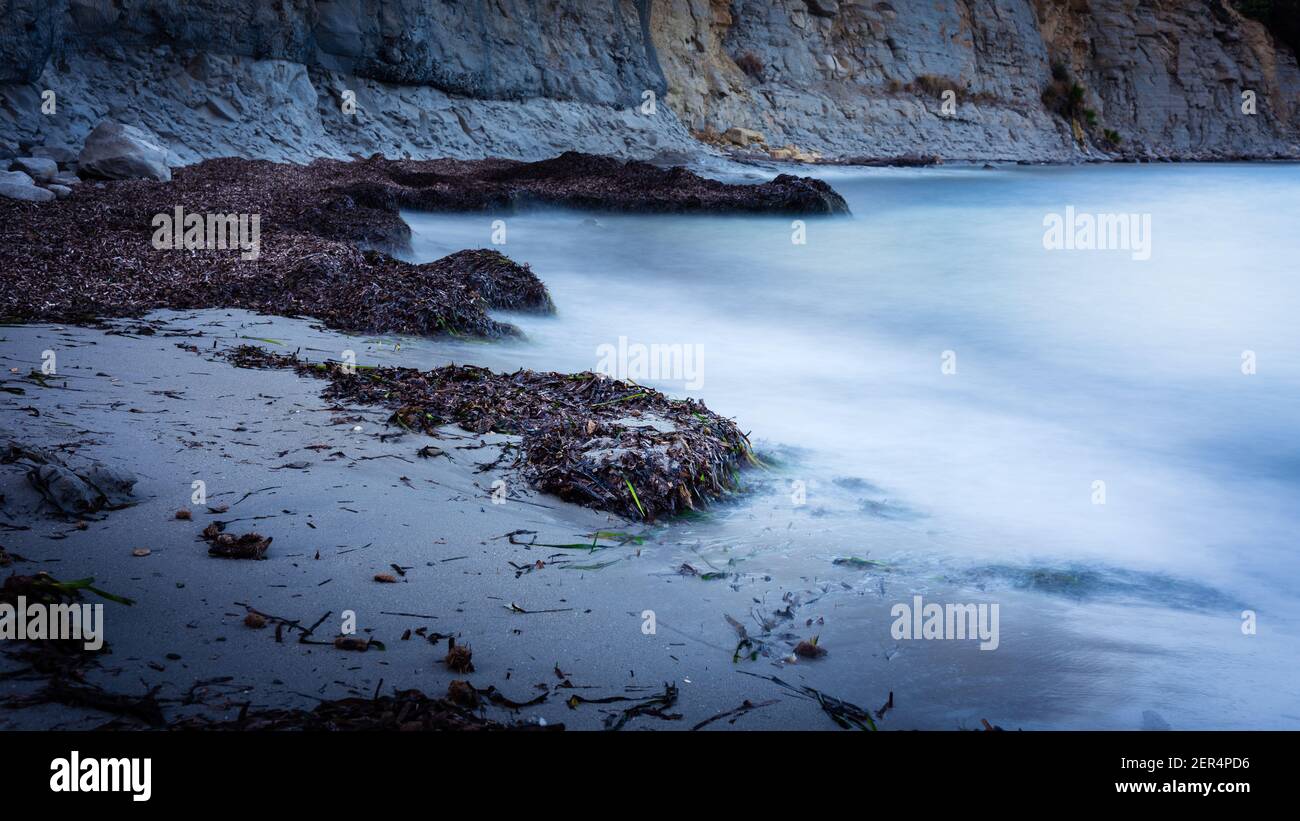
0,155,554,336
223,346,753,521
367,151,851,216
0,151,843,333
1,180,548,337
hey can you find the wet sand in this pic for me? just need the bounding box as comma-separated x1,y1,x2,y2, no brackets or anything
0,311,884,730
5,307,1285,730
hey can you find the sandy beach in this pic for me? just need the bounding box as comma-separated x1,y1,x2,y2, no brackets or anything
1,310,900,730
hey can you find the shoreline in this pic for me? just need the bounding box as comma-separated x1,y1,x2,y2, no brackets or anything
3,157,1296,732
0,151,847,330
0,155,856,729
0,312,892,731
4,305,1273,732
0,149,839,524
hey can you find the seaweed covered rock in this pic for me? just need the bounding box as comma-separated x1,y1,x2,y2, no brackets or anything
437,249,554,313
446,151,851,215
222,346,753,521
0,154,553,337
267,243,544,338
297,151,850,249
0,151,844,332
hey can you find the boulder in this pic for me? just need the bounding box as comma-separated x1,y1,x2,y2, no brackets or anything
28,460,136,516
3,442,137,517
46,184,73,198
11,156,58,181
30,145,79,164
77,120,172,181
0,170,55,202
771,143,820,163
50,171,81,186
723,127,765,147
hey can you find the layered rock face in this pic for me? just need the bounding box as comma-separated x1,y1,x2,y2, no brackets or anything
652,0,1300,161
1033,0,1299,158
0,0,698,164
653,0,1074,160
0,0,1296,164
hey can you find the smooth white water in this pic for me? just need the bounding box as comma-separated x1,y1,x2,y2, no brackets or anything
401,163,1300,728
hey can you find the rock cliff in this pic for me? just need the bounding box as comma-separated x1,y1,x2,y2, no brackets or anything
1,0,1296,165
653,0,1300,160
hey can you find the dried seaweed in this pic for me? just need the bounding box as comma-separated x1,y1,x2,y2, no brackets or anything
219,346,754,520
737,670,878,731
565,682,682,730
0,152,845,333
0,571,133,684
167,688,559,731
201,521,271,559
691,698,779,731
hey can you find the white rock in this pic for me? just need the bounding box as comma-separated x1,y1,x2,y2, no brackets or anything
12,156,59,181
78,120,172,181
0,170,56,202
30,145,78,164
723,127,765,146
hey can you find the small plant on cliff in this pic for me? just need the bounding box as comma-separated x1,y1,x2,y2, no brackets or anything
1042,62,1087,120
735,52,765,81
1042,64,1123,151
1042,69,1098,149
903,74,1000,107
912,74,953,98
1047,81,1085,118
